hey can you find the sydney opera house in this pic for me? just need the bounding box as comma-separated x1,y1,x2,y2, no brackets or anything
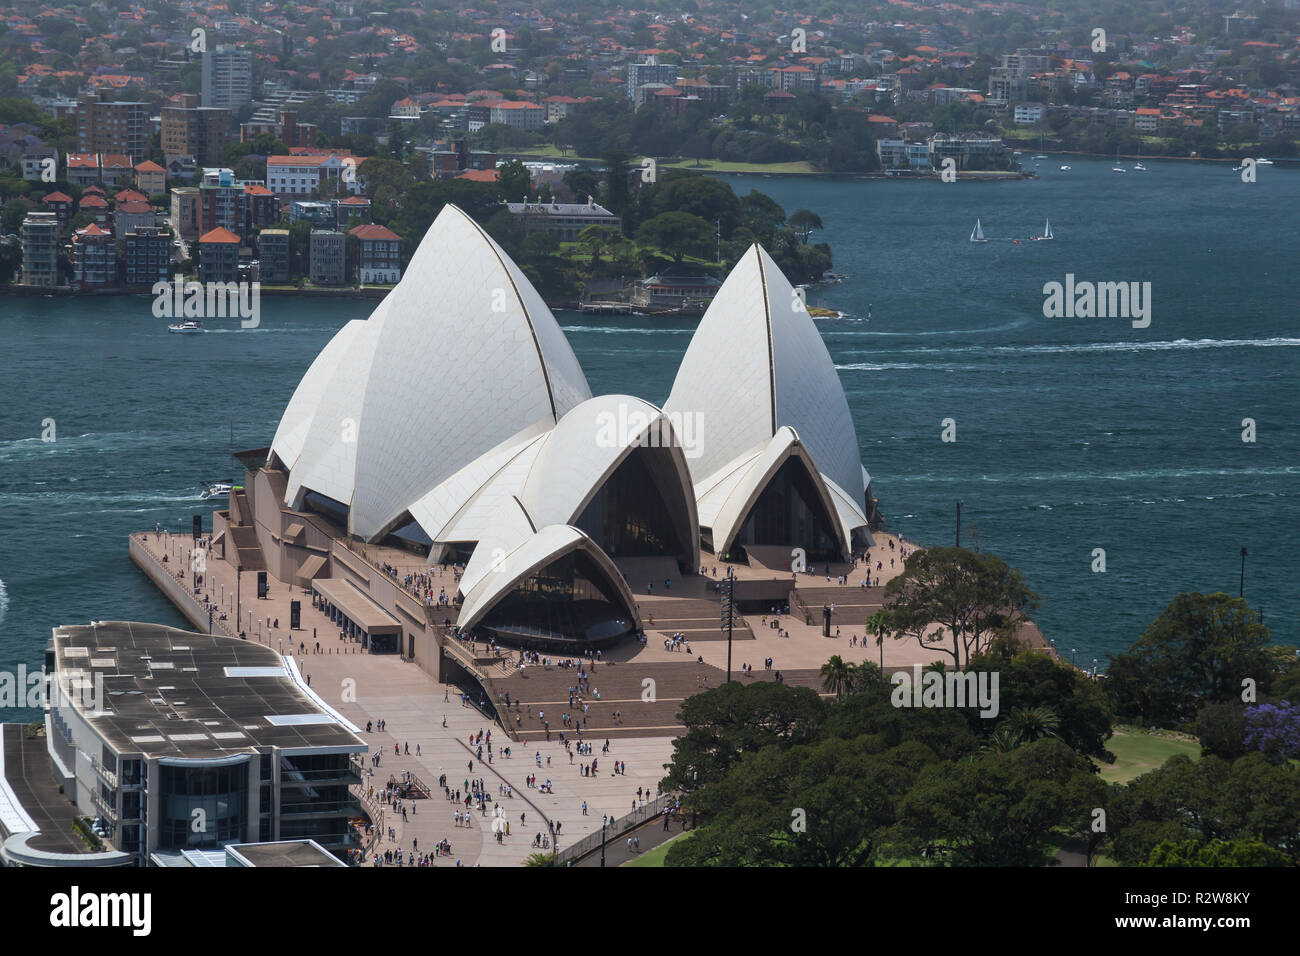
218,204,878,656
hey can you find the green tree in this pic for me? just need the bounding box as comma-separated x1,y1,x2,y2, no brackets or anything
1106,753,1300,865
601,149,631,214
497,159,533,203
820,655,853,700
577,224,620,267
1194,701,1249,759
898,738,1107,866
788,209,824,244
666,736,924,867
1106,592,1273,728
563,167,601,205
881,547,1038,670
635,211,713,263
1142,837,1289,867
967,636,1114,759
738,190,786,245
1008,705,1061,743
660,681,826,793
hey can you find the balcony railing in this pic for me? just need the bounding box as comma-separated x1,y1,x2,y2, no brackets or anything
91,758,118,789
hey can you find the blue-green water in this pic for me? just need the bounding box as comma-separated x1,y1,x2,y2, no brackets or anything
1,155,1296,718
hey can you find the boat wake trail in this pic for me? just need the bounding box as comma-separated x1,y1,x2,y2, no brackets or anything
560,325,695,335
840,337,1300,359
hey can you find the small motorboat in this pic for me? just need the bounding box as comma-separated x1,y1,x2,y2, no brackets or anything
168,320,205,333
1133,163,1147,171
1059,164,1072,170
200,480,234,500
1112,166,1127,172
1256,157,1274,166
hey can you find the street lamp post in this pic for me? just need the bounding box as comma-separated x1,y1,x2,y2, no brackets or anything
600,817,607,867
723,566,735,683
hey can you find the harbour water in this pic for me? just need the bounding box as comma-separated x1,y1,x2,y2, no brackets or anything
0,154,1296,717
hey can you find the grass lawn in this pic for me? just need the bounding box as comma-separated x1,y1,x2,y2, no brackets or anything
622,830,693,867
1101,727,1200,785
654,158,819,175
503,146,598,162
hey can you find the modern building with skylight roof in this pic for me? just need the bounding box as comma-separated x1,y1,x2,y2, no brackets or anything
42,621,365,866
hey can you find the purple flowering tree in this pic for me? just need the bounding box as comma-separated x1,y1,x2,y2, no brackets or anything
1243,701,1300,763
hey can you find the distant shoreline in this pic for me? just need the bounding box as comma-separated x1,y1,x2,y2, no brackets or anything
0,285,392,300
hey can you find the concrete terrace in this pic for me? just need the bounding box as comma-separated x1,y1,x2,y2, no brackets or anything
127,524,1046,865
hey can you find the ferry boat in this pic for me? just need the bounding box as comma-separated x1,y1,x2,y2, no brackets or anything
199,480,234,500
168,320,205,333
970,219,988,243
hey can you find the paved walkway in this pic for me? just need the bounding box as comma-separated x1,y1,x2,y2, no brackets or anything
574,813,692,867
132,527,995,866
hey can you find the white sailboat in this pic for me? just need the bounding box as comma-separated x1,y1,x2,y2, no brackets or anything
1032,218,1054,241
970,219,988,243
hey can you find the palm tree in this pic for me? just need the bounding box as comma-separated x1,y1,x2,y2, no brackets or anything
820,655,853,700
1009,705,1061,743
984,725,1023,753
867,610,888,683
578,225,620,269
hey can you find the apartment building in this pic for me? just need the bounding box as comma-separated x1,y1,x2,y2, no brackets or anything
19,211,59,287
309,229,346,285
76,93,148,162
349,224,402,284
202,47,253,109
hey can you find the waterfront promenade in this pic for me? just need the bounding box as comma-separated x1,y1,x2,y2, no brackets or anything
128,524,1029,865
130,528,676,866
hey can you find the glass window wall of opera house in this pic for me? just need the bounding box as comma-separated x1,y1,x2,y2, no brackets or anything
477,551,636,649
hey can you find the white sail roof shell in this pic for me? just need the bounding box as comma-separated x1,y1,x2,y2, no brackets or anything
284,304,390,509
518,395,696,532
407,430,548,546
271,318,368,473
702,427,854,558
275,204,592,535
663,244,866,511
348,204,591,539
456,524,639,634
454,395,699,591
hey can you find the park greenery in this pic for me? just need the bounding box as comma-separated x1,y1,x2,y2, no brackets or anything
660,546,1300,867
353,154,833,298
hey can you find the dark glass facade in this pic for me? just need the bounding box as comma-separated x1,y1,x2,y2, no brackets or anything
158,761,249,849
277,753,360,850
733,457,842,560
480,551,632,647
574,446,689,567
